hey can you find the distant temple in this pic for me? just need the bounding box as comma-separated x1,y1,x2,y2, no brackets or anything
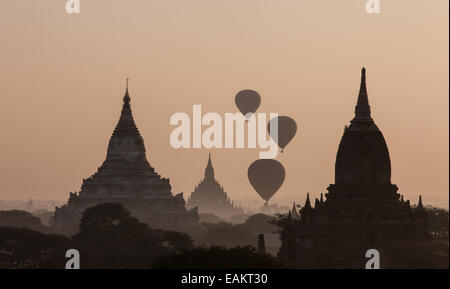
25,199,34,212
53,81,198,234
187,154,243,219
279,68,429,268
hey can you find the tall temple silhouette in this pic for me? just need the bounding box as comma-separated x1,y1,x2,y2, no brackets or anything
53,81,199,233
279,68,429,268
187,154,243,219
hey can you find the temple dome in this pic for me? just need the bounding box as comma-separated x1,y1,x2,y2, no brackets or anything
335,68,391,185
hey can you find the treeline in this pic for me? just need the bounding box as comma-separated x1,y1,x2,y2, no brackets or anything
0,205,447,269
0,203,280,269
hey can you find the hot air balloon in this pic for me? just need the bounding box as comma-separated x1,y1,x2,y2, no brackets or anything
248,159,285,204
268,116,297,152
235,89,261,120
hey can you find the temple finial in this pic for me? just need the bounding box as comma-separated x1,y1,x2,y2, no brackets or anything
353,67,372,121
123,78,130,103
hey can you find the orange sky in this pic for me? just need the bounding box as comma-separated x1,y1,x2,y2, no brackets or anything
0,0,448,208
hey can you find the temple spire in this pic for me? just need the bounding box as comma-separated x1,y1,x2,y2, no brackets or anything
353,67,372,121
304,193,312,209
418,195,423,209
291,202,299,219
205,153,215,179
110,79,140,138
257,234,266,254
123,78,130,103
314,198,320,208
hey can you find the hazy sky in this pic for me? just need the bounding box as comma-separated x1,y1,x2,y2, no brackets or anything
0,0,448,208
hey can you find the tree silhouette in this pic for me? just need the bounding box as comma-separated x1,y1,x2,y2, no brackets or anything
243,213,277,234
0,210,48,233
0,226,74,269
198,222,254,247
72,203,193,268
195,214,277,248
152,245,281,269
423,206,449,239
